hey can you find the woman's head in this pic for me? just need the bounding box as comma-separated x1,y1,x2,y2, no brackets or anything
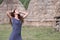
10,9,20,16
10,9,24,24
15,9,20,15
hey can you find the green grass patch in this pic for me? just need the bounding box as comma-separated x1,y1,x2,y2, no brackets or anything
0,24,60,40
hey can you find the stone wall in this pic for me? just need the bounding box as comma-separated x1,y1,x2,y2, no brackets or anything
0,0,60,26
24,0,60,26
0,0,25,24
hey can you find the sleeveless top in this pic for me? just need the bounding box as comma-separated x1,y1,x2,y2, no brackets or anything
11,17,22,31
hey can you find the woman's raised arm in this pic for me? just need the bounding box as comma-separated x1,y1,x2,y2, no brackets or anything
23,12,28,18
6,11,12,19
20,11,28,18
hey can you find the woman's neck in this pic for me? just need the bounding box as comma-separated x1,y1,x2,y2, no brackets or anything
15,15,19,20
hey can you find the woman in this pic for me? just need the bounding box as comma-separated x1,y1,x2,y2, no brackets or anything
7,9,28,40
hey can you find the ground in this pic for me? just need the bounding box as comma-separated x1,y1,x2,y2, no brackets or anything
0,24,60,40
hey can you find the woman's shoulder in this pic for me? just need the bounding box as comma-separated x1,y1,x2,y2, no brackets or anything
11,17,19,21
11,17,14,20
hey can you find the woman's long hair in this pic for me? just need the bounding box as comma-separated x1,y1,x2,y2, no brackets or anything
18,14,24,23
10,10,24,24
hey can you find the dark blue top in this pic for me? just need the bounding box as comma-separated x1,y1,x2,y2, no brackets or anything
9,17,22,40
11,17,22,32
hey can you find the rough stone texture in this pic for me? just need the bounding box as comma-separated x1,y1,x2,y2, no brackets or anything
0,0,60,26
24,0,60,26
0,0,25,24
